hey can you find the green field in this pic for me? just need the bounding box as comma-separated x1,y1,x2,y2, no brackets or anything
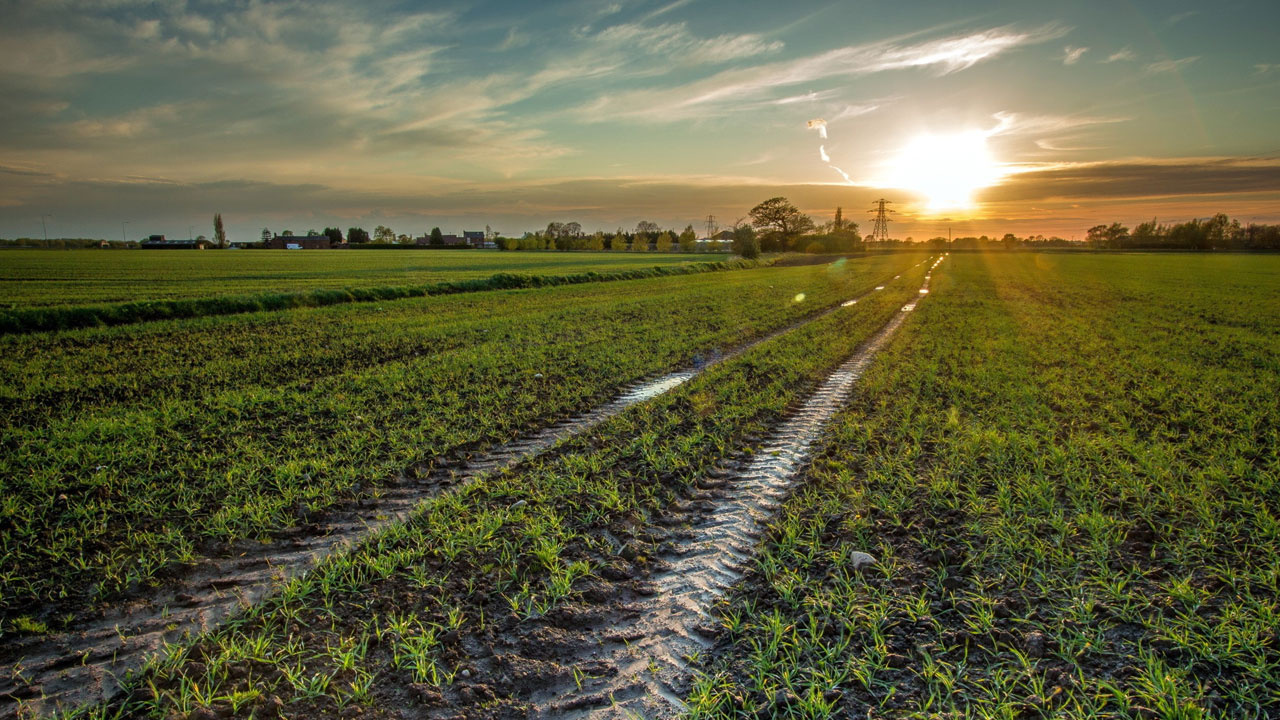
0,249,711,308
0,254,917,620
689,253,1280,717
1,252,1277,719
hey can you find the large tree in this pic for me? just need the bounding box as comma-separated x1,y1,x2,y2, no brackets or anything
429,227,444,245
749,197,814,251
213,213,227,248
347,227,370,243
678,225,698,252
373,225,395,243
731,224,760,259
655,230,674,253
323,227,344,244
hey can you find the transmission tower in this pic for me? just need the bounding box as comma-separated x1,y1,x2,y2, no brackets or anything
704,214,717,240
868,198,894,242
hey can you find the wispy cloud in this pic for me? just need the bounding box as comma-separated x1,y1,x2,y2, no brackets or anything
575,24,1067,122
1062,46,1088,65
1102,47,1136,63
986,110,1128,139
1143,56,1199,75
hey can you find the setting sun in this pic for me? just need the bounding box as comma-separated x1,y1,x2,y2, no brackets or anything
883,131,1004,212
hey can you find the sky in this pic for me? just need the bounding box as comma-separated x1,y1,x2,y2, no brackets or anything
2,0,1279,242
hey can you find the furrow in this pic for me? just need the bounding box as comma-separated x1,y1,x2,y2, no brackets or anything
527,257,944,719
0,266,915,719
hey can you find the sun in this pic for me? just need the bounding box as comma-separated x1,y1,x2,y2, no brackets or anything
882,131,1003,212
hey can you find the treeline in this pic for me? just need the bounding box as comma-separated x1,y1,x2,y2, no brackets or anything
1085,214,1280,250
496,222,724,253
0,238,134,249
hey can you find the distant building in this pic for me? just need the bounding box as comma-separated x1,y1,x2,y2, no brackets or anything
141,235,209,249
463,231,485,245
414,234,468,246
267,234,332,250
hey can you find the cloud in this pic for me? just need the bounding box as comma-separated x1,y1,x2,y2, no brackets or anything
1103,48,1136,63
1256,63,1280,76
986,110,1128,138
498,27,529,51
575,24,1067,122
1062,46,1088,65
1143,56,1198,75
985,158,1280,203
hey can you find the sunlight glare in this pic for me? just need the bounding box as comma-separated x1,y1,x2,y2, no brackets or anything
883,131,1003,212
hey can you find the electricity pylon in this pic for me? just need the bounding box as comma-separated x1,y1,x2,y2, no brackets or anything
868,199,894,242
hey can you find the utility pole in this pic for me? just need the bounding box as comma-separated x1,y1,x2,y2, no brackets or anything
121,221,129,244
41,213,52,248
704,214,716,240
868,199,894,243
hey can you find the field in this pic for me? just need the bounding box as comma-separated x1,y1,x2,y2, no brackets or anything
0,250,710,309
1,251,1277,719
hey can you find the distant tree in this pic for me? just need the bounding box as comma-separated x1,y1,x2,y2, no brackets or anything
195,234,208,244
832,206,845,231
588,231,604,251
323,227,344,244
306,228,318,237
546,221,565,239
260,227,271,244
563,221,582,238
612,228,628,251
678,225,698,252
397,233,411,243
373,225,395,243
654,230,673,253
635,220,659,236
213,213,227,248
430,227,444,245
732,224,760,259
749,197,814,252
347,227,371,243
630,233,646,251
281,229,295,237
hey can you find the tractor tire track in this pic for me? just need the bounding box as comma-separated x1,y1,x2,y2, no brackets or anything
0,264,921,719
525,256,943,719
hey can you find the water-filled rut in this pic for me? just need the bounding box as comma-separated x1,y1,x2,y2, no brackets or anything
0,264,920,718
526,255,944,719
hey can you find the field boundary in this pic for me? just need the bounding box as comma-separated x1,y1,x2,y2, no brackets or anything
0,258,766,335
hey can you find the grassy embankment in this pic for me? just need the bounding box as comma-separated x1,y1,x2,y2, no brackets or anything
0,253,758,334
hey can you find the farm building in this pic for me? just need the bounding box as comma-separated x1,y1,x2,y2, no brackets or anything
140,235,209,249
415,234,468,246
267,234,332,250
